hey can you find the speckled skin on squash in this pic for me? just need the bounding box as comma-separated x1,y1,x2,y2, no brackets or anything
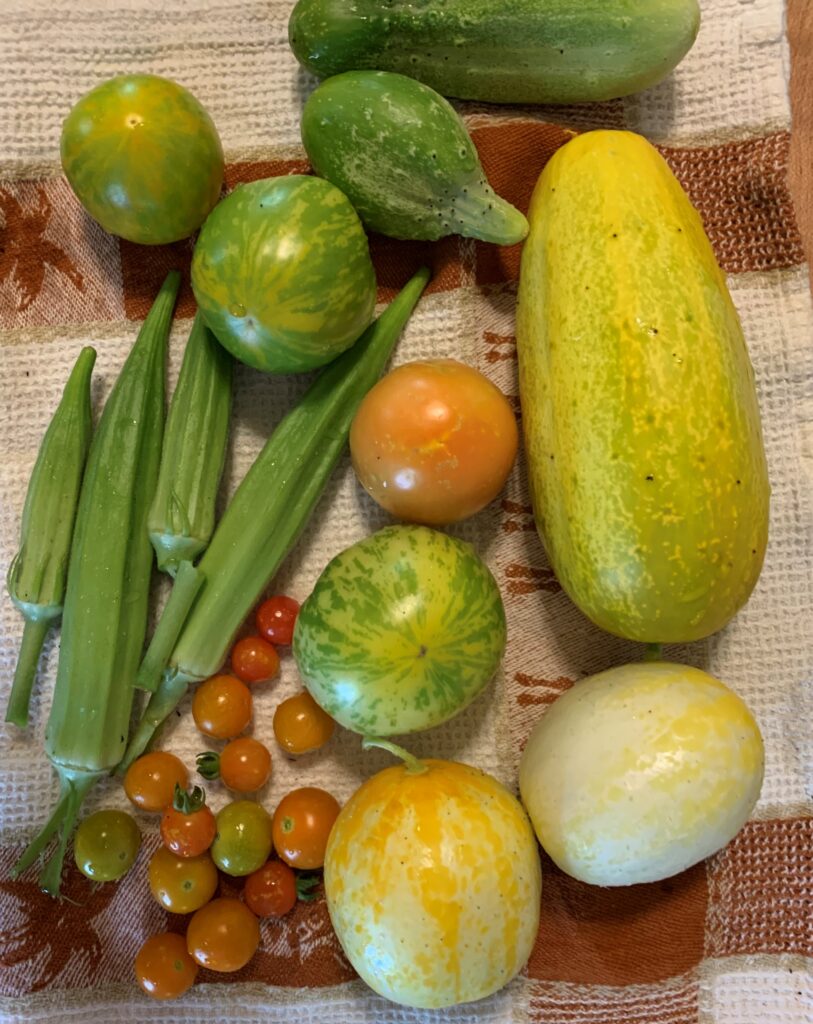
302,71,528,243
325,758,541,1008
191,176,376,374
292,525,506,735
516,130,770,644
519,662,764,886
289,0,700,105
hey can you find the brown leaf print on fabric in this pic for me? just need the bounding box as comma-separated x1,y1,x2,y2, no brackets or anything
0,187,84,312
501,498,537,534
513,672,573,709
0,867,115,994
483,331,517,363
504,562,561,596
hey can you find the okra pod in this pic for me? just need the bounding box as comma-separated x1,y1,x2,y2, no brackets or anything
120,266,430,768
12,271,179,896
5,346,96,727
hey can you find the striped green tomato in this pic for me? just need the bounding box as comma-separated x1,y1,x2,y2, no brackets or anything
292,525,506,735
60,74,223,245
191,176,377,374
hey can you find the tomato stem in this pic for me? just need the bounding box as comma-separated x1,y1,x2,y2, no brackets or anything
361,736,428,774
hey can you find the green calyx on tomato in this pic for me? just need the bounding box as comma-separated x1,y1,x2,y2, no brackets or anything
60,74,223,245
191,175,376,374
293,524,507,736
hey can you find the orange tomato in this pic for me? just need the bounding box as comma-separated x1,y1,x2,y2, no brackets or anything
123,751,188,813
160,786,217,858
135,932,198,1000
148,847,218,915
349,358,518,525
219,738,272,792
273,691,335,755
192,674,252,739
272,787,340,869
244,859,298,918
256,595,300,646
186,898,260,973
231,635,280,684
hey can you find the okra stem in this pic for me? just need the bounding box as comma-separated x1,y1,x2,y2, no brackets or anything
5,619,50,727
135,560,204,693
119,669,195,772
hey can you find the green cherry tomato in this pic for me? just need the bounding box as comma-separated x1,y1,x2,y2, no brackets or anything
191,175,376,374
73,809,141,882
211,800,273,877
60,74,224,244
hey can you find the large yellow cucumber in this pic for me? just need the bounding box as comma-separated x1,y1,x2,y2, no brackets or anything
516,131,769,644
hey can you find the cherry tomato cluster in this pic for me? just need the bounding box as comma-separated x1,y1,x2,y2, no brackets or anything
120,594,345,1000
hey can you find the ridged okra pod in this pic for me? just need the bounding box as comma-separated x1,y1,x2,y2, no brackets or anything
12,271,179,896
136,314,233,693
5,346,96,727
121,266,431,768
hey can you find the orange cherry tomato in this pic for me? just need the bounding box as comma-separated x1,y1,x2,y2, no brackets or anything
186,897,260,973
256,595,300,646
231,635,280,685
244,859,297,917
192,674,252,739
148,847,218,914
135,932,198,1000
123,751,188,813
160,785,217,857
273,691,335,755
272,787,340,870
219,738,272,792
349,358,518,525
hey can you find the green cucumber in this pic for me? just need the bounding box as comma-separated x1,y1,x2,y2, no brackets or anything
289,0,701,105
302,71,527,244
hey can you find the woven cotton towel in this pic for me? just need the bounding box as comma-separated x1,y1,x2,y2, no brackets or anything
0,1,811,1022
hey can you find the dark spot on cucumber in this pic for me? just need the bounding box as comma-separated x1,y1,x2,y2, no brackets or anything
698,456,706,464
559,49,564,54
752,549,757,555
550,454,555,460
645,474,654,482
648,327,658,335
611,232,618,238
736,479,741,485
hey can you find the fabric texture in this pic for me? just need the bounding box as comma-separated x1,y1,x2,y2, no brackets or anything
1,1,811,1021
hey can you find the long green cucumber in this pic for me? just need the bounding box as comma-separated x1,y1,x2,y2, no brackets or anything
516,131,770,644
289,0,701,105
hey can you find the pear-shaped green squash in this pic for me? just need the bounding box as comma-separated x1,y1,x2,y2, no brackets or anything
301,71,528,244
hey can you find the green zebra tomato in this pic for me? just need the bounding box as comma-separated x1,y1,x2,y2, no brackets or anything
60,74,223,244
191,175,376,374
293,525,506,735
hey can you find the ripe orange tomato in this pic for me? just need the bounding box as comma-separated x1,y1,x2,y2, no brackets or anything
272,787,340,870
148,847,218,914
135,932,198,1000
273,691,335,755
160,786,217,857
244,859,298,918
219,738,272,792
123,751,188,813
256,595,300,646
231,635,280,685
192,674,252,739
349,359,518,525
186,898,260,973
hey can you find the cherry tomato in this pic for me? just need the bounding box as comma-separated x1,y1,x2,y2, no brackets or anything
219,738,273,792
192,674,252,739
186,898,260,973
256,595,300,646
231,635,280,685
272,787,340,870
135,932,198,1000
211,800,273,876
273,691,335,755
160,785,217,857
74,810,141,882
349,358,518,525
244,860,319,918
148,847,218,914
123,751,188,813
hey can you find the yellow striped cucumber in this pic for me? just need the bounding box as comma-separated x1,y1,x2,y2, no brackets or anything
516,131,770,644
